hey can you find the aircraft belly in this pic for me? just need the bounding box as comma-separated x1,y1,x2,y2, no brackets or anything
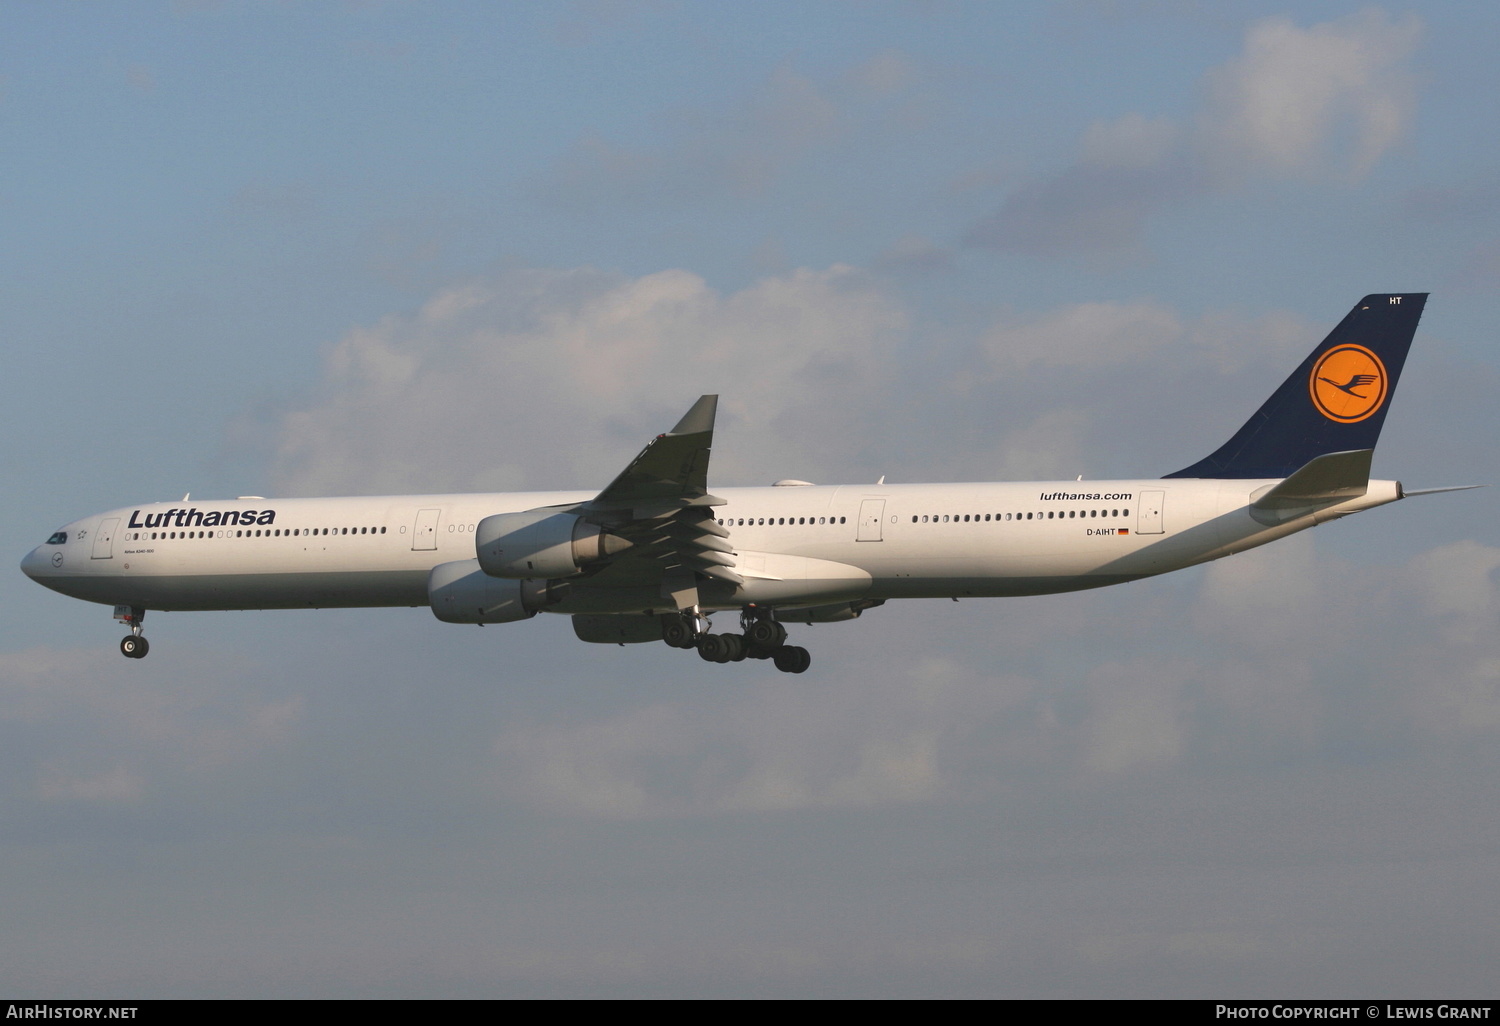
842,542,1146,598
38,569,428,610
553,551,873,614
868,574,1140,599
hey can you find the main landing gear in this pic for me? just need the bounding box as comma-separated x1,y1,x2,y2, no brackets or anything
660,608,811,673
114,605,149,659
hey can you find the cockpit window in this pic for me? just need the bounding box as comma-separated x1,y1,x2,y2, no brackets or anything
47,531,67,545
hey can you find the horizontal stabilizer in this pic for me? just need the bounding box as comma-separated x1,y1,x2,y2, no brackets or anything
1401,484,1486,498
1251,449,1372,512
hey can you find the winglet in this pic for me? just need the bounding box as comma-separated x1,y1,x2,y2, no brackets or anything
587,395,724,510
669,394,717,436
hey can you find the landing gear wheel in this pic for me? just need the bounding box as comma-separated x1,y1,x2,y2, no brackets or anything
696,633,748,664
120,635,149,659
724,634,748,662
662,618,696,649
698,633,729,662
772,645,810,674
746,619,787,649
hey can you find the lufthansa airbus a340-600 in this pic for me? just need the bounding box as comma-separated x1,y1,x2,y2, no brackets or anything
22,294,1470,673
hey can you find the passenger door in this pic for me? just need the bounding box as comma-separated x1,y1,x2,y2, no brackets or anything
91,518,119,559
856,499,886,542
1136,490,1165,535
411,508,441,550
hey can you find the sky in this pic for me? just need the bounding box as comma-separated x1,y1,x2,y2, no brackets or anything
2,0,1498,998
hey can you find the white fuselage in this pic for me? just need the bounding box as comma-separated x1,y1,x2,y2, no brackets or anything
20,477,1401,615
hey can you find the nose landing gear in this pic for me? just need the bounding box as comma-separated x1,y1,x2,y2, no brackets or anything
114,605,149,659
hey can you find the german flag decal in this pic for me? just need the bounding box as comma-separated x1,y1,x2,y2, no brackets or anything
1310,343,1388,424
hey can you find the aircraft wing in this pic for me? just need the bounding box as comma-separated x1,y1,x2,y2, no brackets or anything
574,395,741,609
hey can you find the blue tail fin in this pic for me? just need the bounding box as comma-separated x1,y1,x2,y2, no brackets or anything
1165,293,1427,479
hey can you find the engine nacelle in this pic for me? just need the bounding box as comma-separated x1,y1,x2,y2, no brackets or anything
475,508,629,579
428,559,555,624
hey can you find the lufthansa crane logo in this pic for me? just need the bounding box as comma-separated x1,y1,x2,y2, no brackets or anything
1310,344,1388,423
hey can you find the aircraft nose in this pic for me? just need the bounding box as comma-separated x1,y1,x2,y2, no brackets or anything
20,546,52,581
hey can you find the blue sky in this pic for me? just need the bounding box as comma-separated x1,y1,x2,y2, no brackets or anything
3,1,1498,997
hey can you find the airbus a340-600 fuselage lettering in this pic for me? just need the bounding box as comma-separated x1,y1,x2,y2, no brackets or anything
23,295,1463,673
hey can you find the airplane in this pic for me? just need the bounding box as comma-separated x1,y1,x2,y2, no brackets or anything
21,293,1470,673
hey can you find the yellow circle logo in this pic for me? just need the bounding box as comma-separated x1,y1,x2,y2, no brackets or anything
1309,344,1388,423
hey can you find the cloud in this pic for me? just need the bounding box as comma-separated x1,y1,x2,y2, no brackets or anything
950,298,1317,482
0,646,304,809
843,49,918,98
490,654,1033,818
552,0,675,47
981,298,1182,371
1198,10,1421,182
968,10,1422,256
480,527,1500,820
1191,534,1500,745
541,63,846,207
984,408,1094,482
244,266,1497,825
258,263,1311,496
872,234,954,274
126,65,156,93
539,52,923,209
264,264,908,496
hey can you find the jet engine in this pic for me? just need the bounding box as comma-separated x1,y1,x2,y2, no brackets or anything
475,508,631,579
428,558,559,624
